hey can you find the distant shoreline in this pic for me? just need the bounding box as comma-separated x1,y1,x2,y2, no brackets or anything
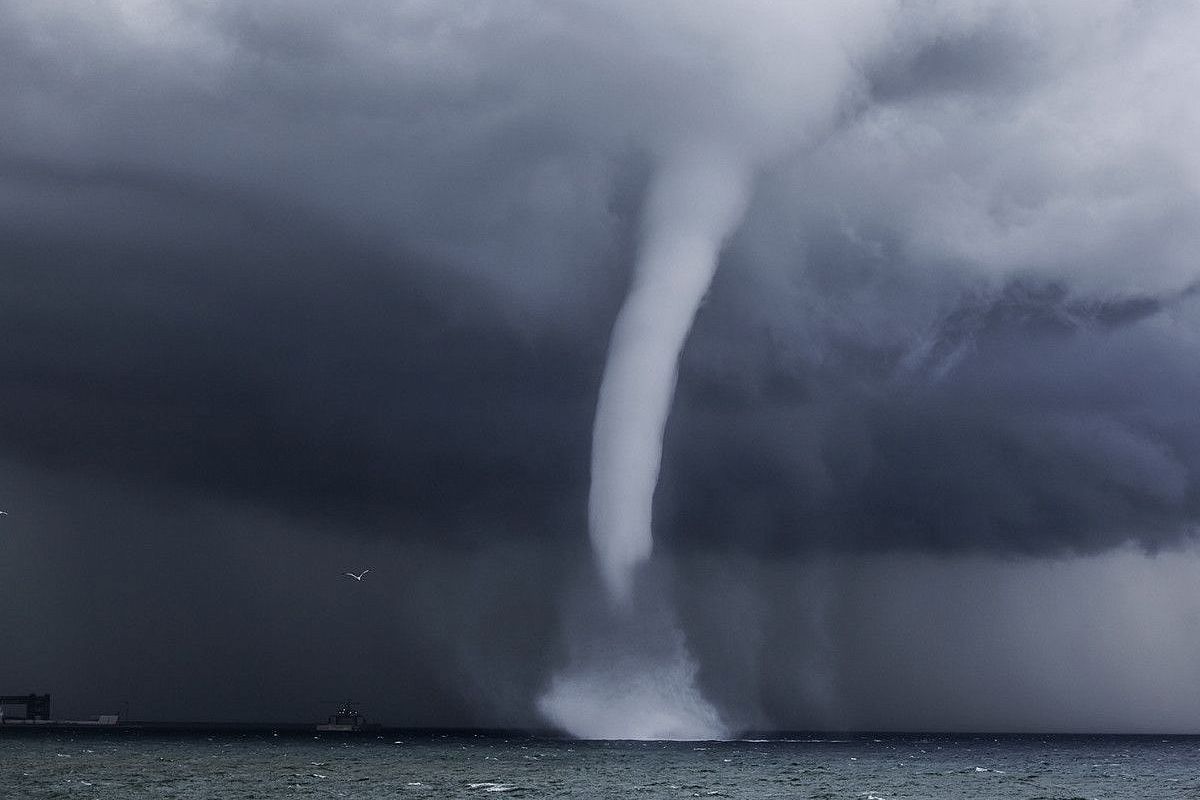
4,723,1200,740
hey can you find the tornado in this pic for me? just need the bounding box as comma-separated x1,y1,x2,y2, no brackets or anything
589,147,751,604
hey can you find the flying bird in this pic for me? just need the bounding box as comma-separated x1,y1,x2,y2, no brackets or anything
0,510,7,515
343,569,370,581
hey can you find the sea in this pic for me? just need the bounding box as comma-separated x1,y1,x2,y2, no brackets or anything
2,730,1198,799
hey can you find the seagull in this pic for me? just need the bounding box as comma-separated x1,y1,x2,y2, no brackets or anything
343,569,370,581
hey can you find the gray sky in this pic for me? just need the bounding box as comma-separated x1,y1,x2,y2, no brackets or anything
2,0,1200,731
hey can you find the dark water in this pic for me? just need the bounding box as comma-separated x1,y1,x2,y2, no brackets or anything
2,730,1199,799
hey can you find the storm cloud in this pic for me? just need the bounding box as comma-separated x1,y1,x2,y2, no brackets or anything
2,0,1200,731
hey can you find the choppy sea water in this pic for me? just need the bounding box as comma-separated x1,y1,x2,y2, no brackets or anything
2,730,1199,799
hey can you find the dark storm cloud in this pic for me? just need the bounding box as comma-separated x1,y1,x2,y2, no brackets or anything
0,181,607,540
5,179,1196,558
3,0,1200,730
2,0,1199,558
661,274,1200,557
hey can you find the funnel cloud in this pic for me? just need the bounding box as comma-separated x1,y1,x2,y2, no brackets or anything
589,149,751,603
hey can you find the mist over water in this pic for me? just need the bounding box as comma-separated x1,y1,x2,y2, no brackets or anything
538,574,725,740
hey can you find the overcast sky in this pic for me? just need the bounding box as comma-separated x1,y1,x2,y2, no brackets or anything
3,0,1200,732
